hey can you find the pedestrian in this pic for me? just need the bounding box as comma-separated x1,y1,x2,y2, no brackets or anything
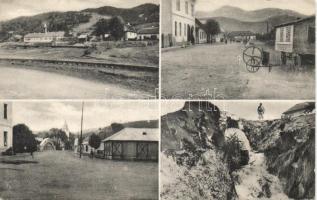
30,151,34,159
257,103,265,120
90,149,94,159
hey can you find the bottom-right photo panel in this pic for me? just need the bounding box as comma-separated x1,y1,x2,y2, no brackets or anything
160,100,315,200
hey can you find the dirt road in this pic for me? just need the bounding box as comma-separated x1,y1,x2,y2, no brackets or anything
0,151,158,200
0,66,152,99
162,43,315,99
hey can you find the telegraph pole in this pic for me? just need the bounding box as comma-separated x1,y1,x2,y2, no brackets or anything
79,102,84,158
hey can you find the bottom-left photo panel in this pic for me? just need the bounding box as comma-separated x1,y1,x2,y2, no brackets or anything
0,101,159,200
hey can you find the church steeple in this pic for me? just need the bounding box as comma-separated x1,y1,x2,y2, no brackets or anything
62,120,70,138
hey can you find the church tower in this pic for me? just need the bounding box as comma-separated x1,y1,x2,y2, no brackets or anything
62,120,70,139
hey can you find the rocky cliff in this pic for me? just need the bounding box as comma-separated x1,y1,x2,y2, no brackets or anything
161,102,236,200
242,114,315,199
161,101,315,200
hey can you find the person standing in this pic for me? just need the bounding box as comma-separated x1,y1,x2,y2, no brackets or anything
257,103,265,120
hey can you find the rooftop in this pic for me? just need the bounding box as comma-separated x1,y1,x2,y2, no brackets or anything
275,15,315,28
283,102,315,115
102,128,159,142
137,27,159,34
24,31,65,38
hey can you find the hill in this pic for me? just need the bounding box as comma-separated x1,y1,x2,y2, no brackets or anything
0,3,159,39
197,5,306,22
82,3,159,25
200,15,301,33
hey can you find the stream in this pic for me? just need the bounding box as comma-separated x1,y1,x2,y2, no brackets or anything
234,152,289,200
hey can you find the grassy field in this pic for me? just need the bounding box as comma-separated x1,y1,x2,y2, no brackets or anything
162,42,315,99
0,151,158,200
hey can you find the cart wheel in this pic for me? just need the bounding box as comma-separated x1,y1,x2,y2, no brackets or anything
246,58,260,73
243,46,263,65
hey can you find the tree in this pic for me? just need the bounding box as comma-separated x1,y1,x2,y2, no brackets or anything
93,18,110,38
13,124,37,154
204,19,221,43
89,134,101,150
109,16,125,41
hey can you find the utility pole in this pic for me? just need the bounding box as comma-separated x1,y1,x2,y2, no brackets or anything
79,102,84,158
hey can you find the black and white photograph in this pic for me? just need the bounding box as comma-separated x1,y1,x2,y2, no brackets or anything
161,101,315,199
0,101,159,200
0,0,159,99
161,0,315,99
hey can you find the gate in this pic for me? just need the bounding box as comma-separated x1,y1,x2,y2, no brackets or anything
112,142,122,160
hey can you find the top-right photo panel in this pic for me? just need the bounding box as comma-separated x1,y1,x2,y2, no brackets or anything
161,0,315,100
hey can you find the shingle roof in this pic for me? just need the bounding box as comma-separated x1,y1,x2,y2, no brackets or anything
102,128,159,142
24,31,65,38
275,15,315,28
283,102,315,115
137,27,159,34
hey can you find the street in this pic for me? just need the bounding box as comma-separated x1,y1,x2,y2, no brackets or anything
0,151,158,200
162,43,315,99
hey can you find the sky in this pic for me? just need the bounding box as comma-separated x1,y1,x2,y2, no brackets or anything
0,0,159,21
161,100,308,120
12,101,159,133
196,0,315,15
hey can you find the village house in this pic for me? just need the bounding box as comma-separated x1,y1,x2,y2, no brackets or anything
282,102,315,119
195,19,207,44
228,31,256,42
275,16,315,65
24,31,66,43
102,128,159,161
137,27,159,40
124,24,138,41
0,102,12,154
161,0,196,47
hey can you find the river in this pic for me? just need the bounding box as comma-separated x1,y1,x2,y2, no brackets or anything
0,66,150,99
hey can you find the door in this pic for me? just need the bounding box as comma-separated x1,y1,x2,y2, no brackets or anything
112,142,122,160
137,142,149,160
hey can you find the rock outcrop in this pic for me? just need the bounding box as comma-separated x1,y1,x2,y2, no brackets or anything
161,102,236,200
242,114,315,199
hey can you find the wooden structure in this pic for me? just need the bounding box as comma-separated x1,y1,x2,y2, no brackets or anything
275,16,315,66
102,128,159,161
282,102,315,119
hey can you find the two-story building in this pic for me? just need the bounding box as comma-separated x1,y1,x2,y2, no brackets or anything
162,0,196,47
0,102,12,154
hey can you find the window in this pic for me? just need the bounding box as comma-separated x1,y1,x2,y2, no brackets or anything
3,104,7,119
191,4,194,16
179,23,182,36
4,131,7,146
176,0,180,11
185,1,188,14
175,21,177,36
280,27,284,42
285,26,291,42
308,26,315,43
184,23,186,36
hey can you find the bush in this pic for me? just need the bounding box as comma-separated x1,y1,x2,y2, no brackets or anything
223,134,243,171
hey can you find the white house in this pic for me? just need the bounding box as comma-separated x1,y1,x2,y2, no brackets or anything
0,102,12,154
24,31,66,43
124,24,137,40
162,0,196,47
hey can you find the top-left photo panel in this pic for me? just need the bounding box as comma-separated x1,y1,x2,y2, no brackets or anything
0,0,159,99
